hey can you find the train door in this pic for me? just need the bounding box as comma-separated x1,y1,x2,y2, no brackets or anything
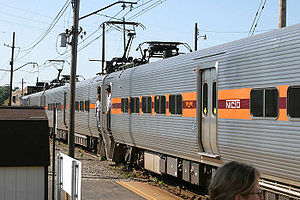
104,84,111,133
63,91,68,127
96,85,101,130
197,63,219,155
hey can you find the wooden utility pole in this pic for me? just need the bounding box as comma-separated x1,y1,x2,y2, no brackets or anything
279,0,286,28
194,23,198,51
8,32,16,106
68,0,80,158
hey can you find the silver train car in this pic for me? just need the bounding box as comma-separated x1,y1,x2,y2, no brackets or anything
22,23,300,197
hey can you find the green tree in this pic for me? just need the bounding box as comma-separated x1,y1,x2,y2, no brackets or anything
0,86,10,105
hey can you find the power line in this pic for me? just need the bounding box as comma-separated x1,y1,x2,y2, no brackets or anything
0,71,9,82
73,0,165,55
198,28,274,34
128,0,166,20
0,2,52,19
21,0,70,51
54,7,126,61
0,10,53,25
249,0,263,36
48,0,166,64
0,18,49,31
16,0,70,61
122,0,154,18
248,0,267,36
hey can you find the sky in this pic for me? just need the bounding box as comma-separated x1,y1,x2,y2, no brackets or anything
0,0,300,89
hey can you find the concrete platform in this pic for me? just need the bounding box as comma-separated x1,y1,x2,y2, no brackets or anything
48,178,183,200
48,178,145,200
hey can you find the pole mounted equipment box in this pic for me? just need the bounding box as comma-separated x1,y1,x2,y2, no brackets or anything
0,106,50,200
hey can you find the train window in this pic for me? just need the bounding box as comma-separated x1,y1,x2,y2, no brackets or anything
130,97,139,113
97,86,101,95
40,96,46,107
169,94,182,115
135,98,140,113
169,95,175,114
121,98,125,113
75,101,79,111
251,89,263,117
203,83,208,116
147,97,152,113
125,98,129,113
160,96,166,114
80,101,84,111
154,96,159,113
287,86,300,118
154,95,166,114
121,98,129,113
58,103,62,111
142,97,147,113
212,82,217,116
85,100,90,112
177,95,182,114
250,88,278,118
142,96,152,113
265,89,278,117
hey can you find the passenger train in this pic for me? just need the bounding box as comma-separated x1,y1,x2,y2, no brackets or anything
21,23,300,198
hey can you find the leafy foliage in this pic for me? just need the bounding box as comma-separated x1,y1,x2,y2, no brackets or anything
0,86,9,105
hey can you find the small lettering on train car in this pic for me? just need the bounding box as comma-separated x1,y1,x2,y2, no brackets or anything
225,99,240,109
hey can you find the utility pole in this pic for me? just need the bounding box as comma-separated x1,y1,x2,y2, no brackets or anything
123,17,126,52
279,0,286,28
8,32,16,106
194,23,198,51
68,0,80,158
102,23,105,74
22,79,24,97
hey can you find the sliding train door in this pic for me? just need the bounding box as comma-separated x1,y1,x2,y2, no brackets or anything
197,63,219,155
63,91,68,127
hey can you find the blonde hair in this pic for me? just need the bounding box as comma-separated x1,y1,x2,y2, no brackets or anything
209,161,260,200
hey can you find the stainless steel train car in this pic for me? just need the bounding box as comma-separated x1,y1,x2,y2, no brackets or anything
22,23,300,198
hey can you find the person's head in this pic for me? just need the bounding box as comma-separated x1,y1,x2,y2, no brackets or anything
209,161,262,200
97,94,101,101
106,87,111,94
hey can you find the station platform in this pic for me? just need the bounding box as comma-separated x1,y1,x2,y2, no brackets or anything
48,177,182,200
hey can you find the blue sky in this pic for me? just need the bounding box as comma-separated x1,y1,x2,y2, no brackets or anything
1,0,300,88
